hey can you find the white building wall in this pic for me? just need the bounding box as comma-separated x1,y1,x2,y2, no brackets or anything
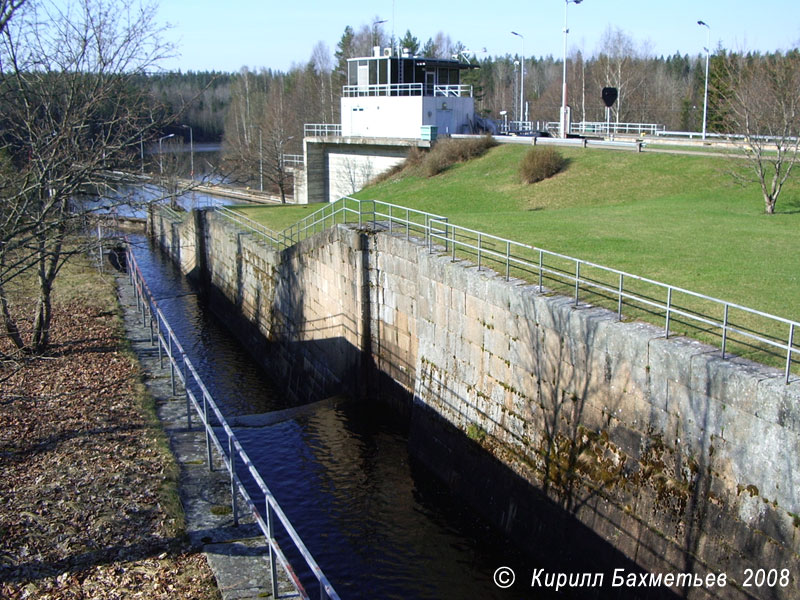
328,151,405,201
342,96,475,138
342,97,424,138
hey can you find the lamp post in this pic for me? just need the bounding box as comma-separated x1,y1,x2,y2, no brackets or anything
181,124,194,178
561,0,583,138
511,31,525,127
158,133,174,175
372,18,387,50
698,20,710,140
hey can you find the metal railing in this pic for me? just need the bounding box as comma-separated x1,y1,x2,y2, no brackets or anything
215,196,448,253
342,83,472,98
282,153,305,167
572,122,666,136
304,123,342,137
215,198,798,382
157,203,183,221
215,205,290,248
125,244,341,600
424,219,798,383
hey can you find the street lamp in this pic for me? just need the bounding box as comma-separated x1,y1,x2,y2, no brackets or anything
158,133,174,175
181,124,194,178
511,31,525,127
561,0,583,138
372,18,387,50
698,20,710,141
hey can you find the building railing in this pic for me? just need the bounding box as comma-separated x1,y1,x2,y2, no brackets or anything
125,243,341,600
342,83,472,98
215,197,798,382
281,153,305,167
304,123,342,137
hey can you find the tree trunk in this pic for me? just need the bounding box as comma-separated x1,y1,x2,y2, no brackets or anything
0,281,25,351
30,287,52,353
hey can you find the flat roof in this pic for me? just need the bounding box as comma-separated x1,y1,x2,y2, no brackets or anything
346,55,475,70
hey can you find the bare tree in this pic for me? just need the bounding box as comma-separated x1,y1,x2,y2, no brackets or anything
222,72,296,203
593,27,648,124
0,0,24,34
714,50,800,214
0,0,173,353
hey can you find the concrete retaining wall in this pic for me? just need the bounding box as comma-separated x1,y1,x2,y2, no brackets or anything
150,209,800,598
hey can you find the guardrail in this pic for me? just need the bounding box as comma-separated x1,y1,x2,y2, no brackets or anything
125,244,341,600
304,123,342,137
572,122,665,136
215,196,448,252
425,219,798,383
215,197,798,382
215,206,290,248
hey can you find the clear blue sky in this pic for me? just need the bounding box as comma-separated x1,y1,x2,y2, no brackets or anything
156,0,800,73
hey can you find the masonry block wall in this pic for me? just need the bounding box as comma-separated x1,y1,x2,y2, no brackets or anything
150,210,800,599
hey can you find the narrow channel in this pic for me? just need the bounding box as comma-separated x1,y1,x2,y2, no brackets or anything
126,231,551,599
125,202,675,600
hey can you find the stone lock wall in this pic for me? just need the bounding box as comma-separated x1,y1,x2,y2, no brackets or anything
150,209,800,599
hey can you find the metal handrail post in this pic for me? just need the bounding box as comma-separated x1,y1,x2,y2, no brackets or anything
477,233,483,271
157,316,163,368
665,288,673,339
267,498,279,599
184,358,192,430
538,250,543,292
149,305,156,345
169,351,176,397
618,274,624,319
506,242,511,281
575,262,580,305
229,435,239,527
722,304,729,359
786,324,795,384
204,393,213,470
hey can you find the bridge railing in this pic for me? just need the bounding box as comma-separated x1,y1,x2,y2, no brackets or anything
125,244,341,600
214,198,798,382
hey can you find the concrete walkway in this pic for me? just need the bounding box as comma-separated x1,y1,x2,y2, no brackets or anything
115,273,295,600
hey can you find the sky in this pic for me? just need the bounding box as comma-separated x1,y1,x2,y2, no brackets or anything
155,0,800,73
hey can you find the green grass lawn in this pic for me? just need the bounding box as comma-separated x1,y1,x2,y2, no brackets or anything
235,145,800,368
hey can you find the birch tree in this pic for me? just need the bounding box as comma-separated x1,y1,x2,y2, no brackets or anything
713,50,800,214
0,0,172,353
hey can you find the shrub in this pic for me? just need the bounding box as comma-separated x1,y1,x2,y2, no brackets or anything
519,146,566,184
422,135,498,177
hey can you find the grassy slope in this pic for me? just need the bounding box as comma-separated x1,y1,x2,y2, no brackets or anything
353,145,800,322
237,145,799,363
